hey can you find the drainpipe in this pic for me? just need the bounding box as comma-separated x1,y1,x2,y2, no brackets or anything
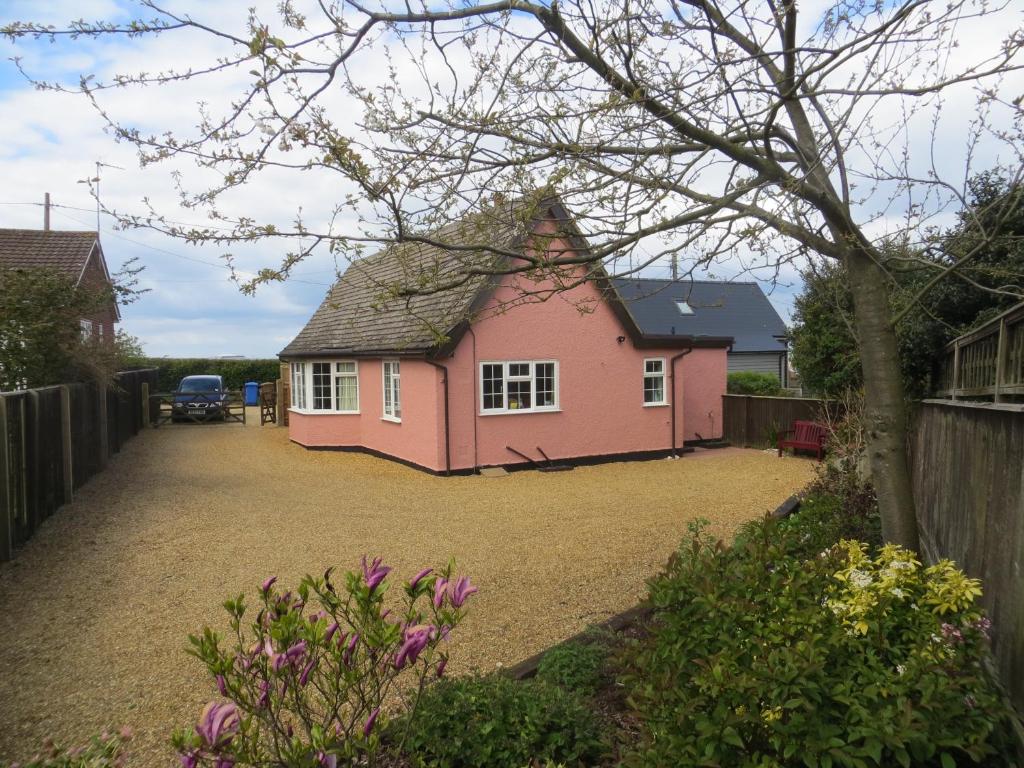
425,359,451,476
670,348,693,458
467,326,480,472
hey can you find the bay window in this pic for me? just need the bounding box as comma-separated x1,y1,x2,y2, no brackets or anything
290,360,359,412
480,361,558,414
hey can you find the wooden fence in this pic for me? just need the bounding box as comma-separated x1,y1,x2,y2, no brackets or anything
935,300,1024,402
911,400,1024,714
722,393,839,448
0,368,159,561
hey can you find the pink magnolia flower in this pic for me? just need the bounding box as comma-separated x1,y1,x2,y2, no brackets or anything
324,621,340,644
260,576,277,595
299,659,316,687
361,556,391,593
409,567,433,590
363,707,380,737
216,675,228,696
286,640,308,663
394,625,434,669
436,657,448,678
196,701,239,749
449,576,478,608
433,578,449,609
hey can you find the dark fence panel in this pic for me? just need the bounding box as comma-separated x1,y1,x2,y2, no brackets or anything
0,368,159,561
912,400,1024,714
722,394,838,448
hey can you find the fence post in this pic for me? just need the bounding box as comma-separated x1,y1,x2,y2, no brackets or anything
98,383,109,467
994,318,1008,404
0,397,9,562
276,379,285,428
951,341,961,401
141,382,150,428
60,385,73,504
27,390,40,530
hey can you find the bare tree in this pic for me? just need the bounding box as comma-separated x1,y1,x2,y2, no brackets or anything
6,0,1023,549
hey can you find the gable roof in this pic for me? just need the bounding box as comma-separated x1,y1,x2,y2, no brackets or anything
280,205,529,358
0,229,101,281
280,201,736,359
0,228,121,321
610,278,788,353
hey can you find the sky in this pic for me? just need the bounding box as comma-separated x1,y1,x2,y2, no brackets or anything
0,0,1019,358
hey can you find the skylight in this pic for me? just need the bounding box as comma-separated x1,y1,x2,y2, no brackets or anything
675,300,694,315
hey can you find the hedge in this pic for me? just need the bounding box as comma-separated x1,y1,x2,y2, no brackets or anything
145,358,282,392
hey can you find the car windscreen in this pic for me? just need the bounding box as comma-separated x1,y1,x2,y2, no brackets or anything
179,377,221,393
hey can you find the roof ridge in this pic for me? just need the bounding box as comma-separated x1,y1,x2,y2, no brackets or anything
615,276,759,286
0,228,97,236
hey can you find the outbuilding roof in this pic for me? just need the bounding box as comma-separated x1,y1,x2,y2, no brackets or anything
611,278,788,353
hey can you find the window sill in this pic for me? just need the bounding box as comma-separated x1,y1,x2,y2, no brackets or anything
479,408,563,416
289,408,360,416
381,415,402,424
642,402,670,408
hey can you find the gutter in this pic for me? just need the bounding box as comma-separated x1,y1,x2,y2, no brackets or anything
670,348,693,457
424,359,451,476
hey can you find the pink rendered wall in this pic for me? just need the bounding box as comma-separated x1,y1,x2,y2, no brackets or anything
287,220,727,473
288,359,444,471
442,258,727,470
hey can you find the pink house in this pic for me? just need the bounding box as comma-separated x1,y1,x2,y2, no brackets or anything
279,200,732,474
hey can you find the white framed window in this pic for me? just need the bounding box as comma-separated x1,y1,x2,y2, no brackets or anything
80,319,94,340
290,362,307,410
291,360,359,413
643,358,667,406
480,361,559,414
382,360,401,421
334,361,359,412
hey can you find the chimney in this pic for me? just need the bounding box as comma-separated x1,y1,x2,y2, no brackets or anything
44,193,51,231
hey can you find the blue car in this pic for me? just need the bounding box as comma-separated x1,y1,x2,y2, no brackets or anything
172,375,229,422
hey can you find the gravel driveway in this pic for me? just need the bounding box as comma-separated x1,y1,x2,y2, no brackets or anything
0,414,813,764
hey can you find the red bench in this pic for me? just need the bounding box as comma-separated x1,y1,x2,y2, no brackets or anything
777,420,827,460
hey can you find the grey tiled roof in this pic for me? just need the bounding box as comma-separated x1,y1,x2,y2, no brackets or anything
611,278,788,353
280,206,531,357
0,229,98,282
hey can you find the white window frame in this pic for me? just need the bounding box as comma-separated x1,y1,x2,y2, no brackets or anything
290,360,359,414
290,362,307,410
80,319,94,340
382,360,401,422
643,358,668,407
479,360,560,415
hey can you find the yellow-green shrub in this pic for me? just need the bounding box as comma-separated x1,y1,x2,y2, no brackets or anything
624,519,1013,768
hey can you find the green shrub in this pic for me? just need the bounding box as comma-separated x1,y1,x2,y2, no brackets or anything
145,357,281,392
398,675,605,767
536,640,607,697
736,490,882,561
624,520,1013,768
727,371,784,396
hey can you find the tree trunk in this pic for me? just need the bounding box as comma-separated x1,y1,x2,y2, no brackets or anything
844,245,920,551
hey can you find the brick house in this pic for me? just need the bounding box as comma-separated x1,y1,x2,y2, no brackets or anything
0,229,120,341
